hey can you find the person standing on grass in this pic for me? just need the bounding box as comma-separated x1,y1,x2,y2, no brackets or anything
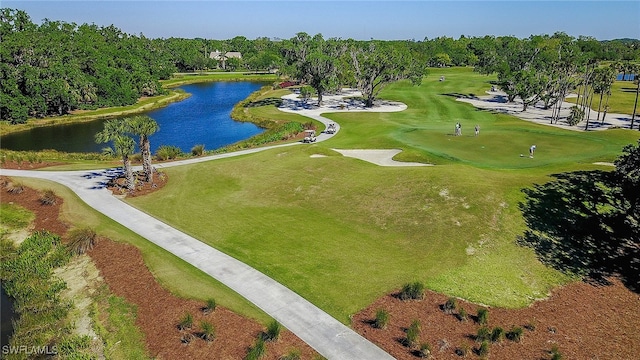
475,124,480,136
530,145,537,158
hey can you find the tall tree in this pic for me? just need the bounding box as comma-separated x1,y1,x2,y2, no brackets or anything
127,115,159,183
630,64,640,130
349,41,426,107
591,66,616,124
281,33,343,105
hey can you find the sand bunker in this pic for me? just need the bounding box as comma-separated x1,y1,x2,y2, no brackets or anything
332,149,431,167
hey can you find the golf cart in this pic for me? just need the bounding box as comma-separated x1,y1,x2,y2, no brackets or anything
326,123,337,134
303,129,316,143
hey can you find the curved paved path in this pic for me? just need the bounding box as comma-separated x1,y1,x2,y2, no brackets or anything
0,92,407,360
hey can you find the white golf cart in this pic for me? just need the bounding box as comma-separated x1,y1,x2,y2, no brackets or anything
325,123,337,134
303,129,316,143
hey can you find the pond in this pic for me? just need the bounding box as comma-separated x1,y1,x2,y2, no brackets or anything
0,81,267,154
1,283,15,349
617,74,636,81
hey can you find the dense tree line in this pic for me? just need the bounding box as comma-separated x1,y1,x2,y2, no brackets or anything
0,9,175,124
2,7,639,124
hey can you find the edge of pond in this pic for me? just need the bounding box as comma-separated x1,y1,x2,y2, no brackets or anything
0,73,279,138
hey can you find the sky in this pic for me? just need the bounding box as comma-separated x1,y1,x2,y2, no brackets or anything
3,1,639,41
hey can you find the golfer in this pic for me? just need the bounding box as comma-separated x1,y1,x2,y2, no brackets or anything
529,145,536,158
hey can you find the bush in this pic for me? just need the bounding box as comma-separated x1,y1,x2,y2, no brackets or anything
245,337,266,360
279,349,301,360
550,345,563,360
56,335,92,356
443,297,457,314
130,153,143,163
67,227,97,255
567,105,585,126
418,342,431,358
476,308,489,325
203,298,216,314
477,340,490,357
155,145,182,161
374,309,389,329
490,327,505,343
6,181,24,194
405,319,421,348
39,189,57,205
399,282,425,301
506,326,524,342
200,321,215,342
476,326,491,342
191,144,205,156
457,306,468,322
178,312,193,330
263,319,282,342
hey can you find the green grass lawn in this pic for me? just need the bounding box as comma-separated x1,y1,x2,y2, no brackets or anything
10,67,638,327
565,78,639,115
125,67,640,323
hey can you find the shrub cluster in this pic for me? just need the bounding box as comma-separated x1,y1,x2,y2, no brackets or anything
399,281,425,300
374,309,389,329
0,231,94,357
404,319,421,348
262,319,282,342
39,189,58,205
155,145,183,161
66,227,97,255
191,144,205,156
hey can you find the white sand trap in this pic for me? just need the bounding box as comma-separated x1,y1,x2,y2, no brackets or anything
310,154,327,158
593,162,615,167
332,149,432,167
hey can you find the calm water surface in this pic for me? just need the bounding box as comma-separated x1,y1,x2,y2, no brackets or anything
1,283,15,349
1,81,266,153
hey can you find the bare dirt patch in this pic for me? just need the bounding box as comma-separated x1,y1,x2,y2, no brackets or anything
353,282,640,359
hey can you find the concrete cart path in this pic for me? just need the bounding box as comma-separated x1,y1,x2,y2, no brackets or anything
0,91,408,359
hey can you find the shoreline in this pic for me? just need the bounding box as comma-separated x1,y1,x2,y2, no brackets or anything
0,73,277,138
0,90,190,137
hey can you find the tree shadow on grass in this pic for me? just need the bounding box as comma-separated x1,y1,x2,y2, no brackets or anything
442,92,479,99
518,170,639,294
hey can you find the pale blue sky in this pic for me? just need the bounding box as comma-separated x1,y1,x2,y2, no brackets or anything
3,1,639,41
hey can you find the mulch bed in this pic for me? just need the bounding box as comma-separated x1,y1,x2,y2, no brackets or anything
88,239,317,360
105,169,169,198
0,176,70,236
352,282,640,359
1,160,67,170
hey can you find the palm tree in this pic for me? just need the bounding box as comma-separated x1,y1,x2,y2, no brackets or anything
591,66,616,124
127,116,159,182
630,64,640,130
95,119,136,190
